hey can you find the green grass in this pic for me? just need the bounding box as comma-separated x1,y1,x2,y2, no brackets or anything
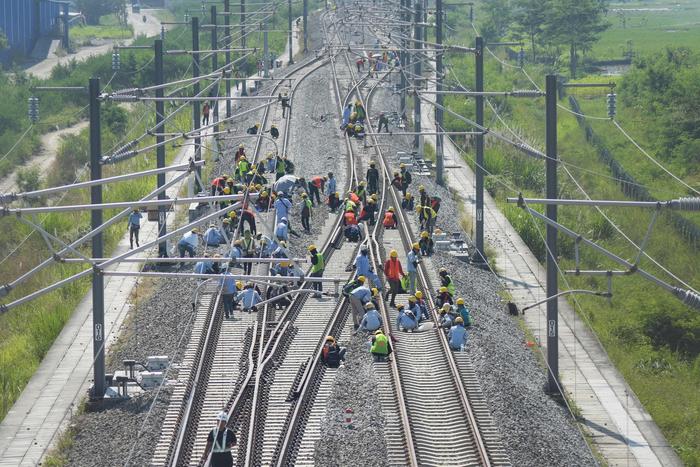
593,0,700,61
70,14,133,43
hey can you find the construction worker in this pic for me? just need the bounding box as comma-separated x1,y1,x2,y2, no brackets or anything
408,295,426,322
308,176,326,206
222,217,233,236
309,245,325,298
241,230,256,275
178,228,200,263
194,254,215,275
321,336,346,367
235,145,246,163
391,171,402,190
358,197,377,225
342,103,353,128
354,123,365,139
275,155,287,180
255,190,271,211
439,268,456,297
257,233,277,257
401,192,414,211
383,249,404,307
345,223,361,242
366,161,380,195
200,411,236,467
328,191,341,213
436,286,453,307
275,217,289,242
396,305,418,332
201,102,210,126
301,192,312,233
344,207,358,226
448,317,468,350
127,209,142,249
274,192,293,224
406,242,420,295
438,303,454,329
348,277,371,329
353,244,380,287
421,203,437,234
357,302,382,333
246,122,261,135
211,174,227,196
419,231,434,256
270,124,279,139
272,240,290,259
382,206,398,229
266,153,277,173
325,172,337,197
204,223,225,247
278,92,291,117
220,273,240,319
240,206,257,235
228,239,243,268
239,282,263,312
370,329,392,362
355,100,366,122
418,185,429,207
455,298,472,327
399,163,412,197
431,195,442,215
415,290,428,319
237,155,251,182
377,112,389,132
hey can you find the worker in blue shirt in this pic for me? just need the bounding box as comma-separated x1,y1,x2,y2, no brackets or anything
228,239,243,268
406,242,420,295
455,298,472,326
348,280,372,329
204,223,226,246
238,283,263,312
194,255,215,275
408,295,426,322
353,245,380,287
325,172,337,197
178,228,200,264
438,303,454,329
272,240,290,259
396,305,418,332
275,218,289,242
257,233,277,257
448,317,468,350
274,193,293,224
127,209,142,249
356,302,382,333
220,275,241,319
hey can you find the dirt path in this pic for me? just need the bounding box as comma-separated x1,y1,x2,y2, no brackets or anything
0,122,89,194
25,8,165,79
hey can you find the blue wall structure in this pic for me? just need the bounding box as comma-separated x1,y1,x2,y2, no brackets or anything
0,0,67,65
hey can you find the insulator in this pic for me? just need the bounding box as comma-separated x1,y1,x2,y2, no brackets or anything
511,90,542,98
674,288,700,310
672,197,700,211
518,48,525,67
28,96,39,123
160,26,166,40
518,142,545,160
112,51,120,71
606,93,617,118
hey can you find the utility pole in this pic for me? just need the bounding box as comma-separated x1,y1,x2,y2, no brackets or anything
210,5,219,135
61,3,70,53
241,0,247,96
303,0,308,53
154,39,167,258
288,0,294,65
435,0,444,185
413,0,422,154
263,25,270,78
474,36,485,262
545,74,559,394
192,16,202,193
399,0,406,115
224,0,232,118
89,77,105,400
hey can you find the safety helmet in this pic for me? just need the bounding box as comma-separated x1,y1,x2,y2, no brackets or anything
222,173,230,179
279,240,287,247
439,267,447,274
301,192,308,198
191,228,200,234
374,329,383,335
400,163,406,169
421,231,429,238
261,191,268,197
390,249,398,258
419,185,425,192
371,194,378,201
439,307,447,314
248,170,256,175
412,242,419,250
277,191,284,197
415,291,423,299
364,302,375,310
408,295,416,303
234,239,242,246
359,181,366,186
239,144,244,148
354,124,362,130
308,244,317,251
405,193,412,199
393,171,399,177
439,286,448,293
223,218,231,224
397,304,405,310
388,206,395,212
235,281,243,290
405,309,415,317
369,161,376,167
335,191,340,197
358,275,366,283
281,217,288,223
371,287,378,296
271,124,277,128
360,244,369,252
240,155,246,160
217,411,229,422
255,122,260,127
455,317,464,324
367,198,375,204
280,261,289,267
223,187,232,195
325,335,335,342
456,298,465,305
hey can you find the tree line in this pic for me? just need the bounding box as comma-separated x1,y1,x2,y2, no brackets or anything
479,0,610,77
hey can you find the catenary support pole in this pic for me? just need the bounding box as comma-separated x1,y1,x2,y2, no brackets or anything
224,0,232,118
399,0,406,116
192,16,202,193
154,39,168,257
89,77,105,400
413,0,422,153
241,0,247,96
288,0,294,64
474,36,485,262
435,0,444,185
303,0,308,52
211,6,219,136
545,74,559,394
263,27,270,78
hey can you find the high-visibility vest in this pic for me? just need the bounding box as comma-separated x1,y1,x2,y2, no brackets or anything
383,212,395,227
212,428,230,453
311,253,325,273
344,212,357,225
348,192,360,204
371,333,389,355
384,258,402,280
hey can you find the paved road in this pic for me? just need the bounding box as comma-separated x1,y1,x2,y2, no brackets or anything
25,8,165,79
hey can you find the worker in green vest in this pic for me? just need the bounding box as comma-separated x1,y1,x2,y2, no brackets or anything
370,329,392,362
309,244,325,298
